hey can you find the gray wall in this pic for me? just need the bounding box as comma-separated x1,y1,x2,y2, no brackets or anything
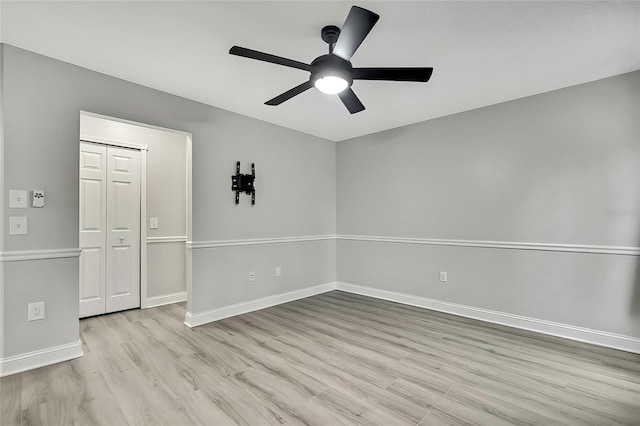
192,240,336,313
0,44,336,358
3,258,79,356
337,71,640,337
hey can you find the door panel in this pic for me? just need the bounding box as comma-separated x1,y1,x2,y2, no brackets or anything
106,146,141,313
79,247,103,301
113,181,134,229
79,143,107,318
80,180,103,230
112,246,132,295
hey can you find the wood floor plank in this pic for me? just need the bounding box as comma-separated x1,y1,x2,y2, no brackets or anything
231,366,344,425
65,351,129,426
264,332,398,392
262,333,433,424
6,290,640,426
197,326,330,400
311,385,414,426
422,393,519,426
194,365,288,426
445,383,575,426
0,373,21,426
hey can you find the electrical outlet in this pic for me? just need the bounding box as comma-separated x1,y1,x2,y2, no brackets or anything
249,271,256,282
440,271,448,283
275,267,281,277
28,302,45,321
149,217,159,229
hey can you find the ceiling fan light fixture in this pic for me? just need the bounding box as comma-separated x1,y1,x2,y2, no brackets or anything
314,75,349,94
229,6,432,114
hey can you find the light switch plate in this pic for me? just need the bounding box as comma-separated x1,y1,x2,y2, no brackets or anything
9,190,28,208
10,217,28,235
149,217,159,229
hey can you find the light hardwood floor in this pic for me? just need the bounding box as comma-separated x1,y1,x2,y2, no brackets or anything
1,290,640,425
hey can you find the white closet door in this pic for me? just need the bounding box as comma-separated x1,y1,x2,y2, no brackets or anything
79,143,108,318
106,146,141,313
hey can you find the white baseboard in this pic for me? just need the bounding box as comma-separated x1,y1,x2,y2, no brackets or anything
145,291,187,308
184,282,336,327
0,340,83,377
336,282,640,354
181,278,640,354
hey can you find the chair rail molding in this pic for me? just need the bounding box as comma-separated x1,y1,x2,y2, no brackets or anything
336,235,640,256
184,234,639,255
147,236,187,244
0,248,82,262
187,235,336,249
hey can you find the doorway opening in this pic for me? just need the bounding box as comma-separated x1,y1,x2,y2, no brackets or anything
78,112,192,318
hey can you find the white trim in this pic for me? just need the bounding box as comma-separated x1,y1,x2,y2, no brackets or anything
0,340,83,377
0,44,6,364
80,111,192,137
337,235,640,256
147,236,187,244
187,235,336,249
140,148,148,309
184,282,336,327
336,282,640,354
0,248,82,262
145,291,187,308
185,135,193,314
80,134,148,151
181,278,640,353
184,234,640,255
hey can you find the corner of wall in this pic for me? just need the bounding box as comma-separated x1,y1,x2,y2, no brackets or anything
0,41,6,364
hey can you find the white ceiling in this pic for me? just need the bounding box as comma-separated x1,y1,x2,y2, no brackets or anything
1,1,638,141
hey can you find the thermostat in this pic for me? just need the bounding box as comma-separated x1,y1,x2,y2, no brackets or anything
32,190,45,208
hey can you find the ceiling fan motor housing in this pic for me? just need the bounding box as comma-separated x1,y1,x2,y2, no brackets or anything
310,54,353,88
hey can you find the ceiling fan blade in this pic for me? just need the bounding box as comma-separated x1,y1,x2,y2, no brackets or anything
265,81,313,106
352,67,434,82
229,46,311,72
332,6,380,61
338,88,365,114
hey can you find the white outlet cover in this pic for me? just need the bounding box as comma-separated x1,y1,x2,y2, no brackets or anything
9,190,28,208
28,301,45,321
149,217,159,229
275,267,281,277
9,216,28,235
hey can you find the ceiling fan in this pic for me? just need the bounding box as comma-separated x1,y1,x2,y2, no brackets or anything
229,6,433,114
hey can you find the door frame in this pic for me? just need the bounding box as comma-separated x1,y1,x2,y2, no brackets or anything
79,111,193,310
79,138,148,311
